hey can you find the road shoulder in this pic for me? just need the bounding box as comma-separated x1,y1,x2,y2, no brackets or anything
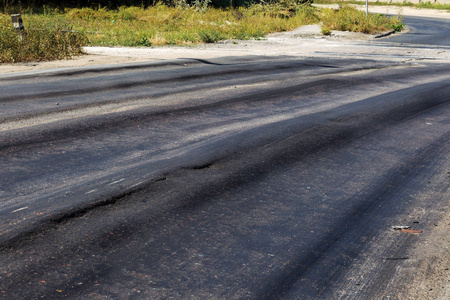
0,5,449,75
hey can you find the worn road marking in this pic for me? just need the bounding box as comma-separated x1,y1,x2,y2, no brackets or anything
12,206,29,213
108,178,125,185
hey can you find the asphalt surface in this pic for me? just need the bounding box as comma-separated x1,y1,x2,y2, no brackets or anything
384,16,450,46
0,18,449,300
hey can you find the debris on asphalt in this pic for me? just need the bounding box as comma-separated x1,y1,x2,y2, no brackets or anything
385,257,409,260
391,226,410,230
391,226,422,234
400,228,423,234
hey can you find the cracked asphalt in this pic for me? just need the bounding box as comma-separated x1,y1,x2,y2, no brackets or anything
0,10,449,300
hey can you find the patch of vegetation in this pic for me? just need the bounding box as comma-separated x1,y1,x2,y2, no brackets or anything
0,1,403,63
15,3,322,47
0,14,86,63
313,0,450,10
198,29,226,43
321,25,331,35
248,0,313,18
417,1,450,10
391,21,403,31
320,5,403,33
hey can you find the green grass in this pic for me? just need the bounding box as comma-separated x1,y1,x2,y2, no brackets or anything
54,4,320,46
0,2,404,63
313,0,450,10
320,5,403,33
0,15,86,63
417,1,450,10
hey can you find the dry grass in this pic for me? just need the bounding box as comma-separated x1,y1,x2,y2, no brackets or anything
319,5,403,33
0,2,403,63
314,0,450,10
0,14,86,63
53,4,320,46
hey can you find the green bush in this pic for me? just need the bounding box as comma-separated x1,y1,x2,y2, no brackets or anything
320,5,402,34
198,29,225,42
0,15,86,63
391,22,403,32
248,0,313,18
321,26,331,35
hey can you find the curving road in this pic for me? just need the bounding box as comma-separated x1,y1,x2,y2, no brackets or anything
384,16,450,46
0,16,449,299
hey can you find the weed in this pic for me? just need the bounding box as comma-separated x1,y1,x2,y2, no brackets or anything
0,14,86,63
192,0,212,12
137,35,152,46
417,1,450,10
320,5,401,34
391,22,403,32
198,29,224,43
313,0,450,10
321,26,331,35
1,2,403,63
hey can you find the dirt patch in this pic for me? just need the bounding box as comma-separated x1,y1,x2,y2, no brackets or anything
405,213,450,300
392,201,450,300
378,161,450,300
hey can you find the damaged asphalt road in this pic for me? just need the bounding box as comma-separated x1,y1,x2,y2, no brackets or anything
0,55,449,299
